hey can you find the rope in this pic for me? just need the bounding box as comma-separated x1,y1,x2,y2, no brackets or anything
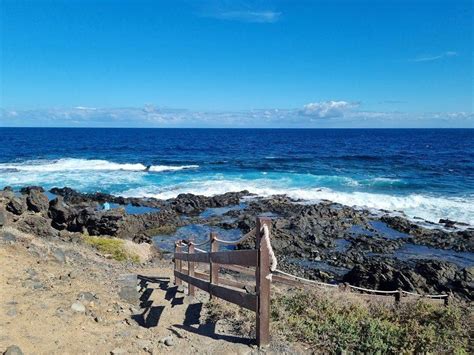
401,290,419,296
348,285,399,294
262,224,278,280
174,223,448,300
401,290,448,298
214,228,256,245
273,269,338,288
190,238,211,247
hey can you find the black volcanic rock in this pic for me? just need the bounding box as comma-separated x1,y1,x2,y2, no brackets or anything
48,197,73,230
6,197,26,215
20,186,45,194
17,214,58,239
25,189,49,214
170,191,250,214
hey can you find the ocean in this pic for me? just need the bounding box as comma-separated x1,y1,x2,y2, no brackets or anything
0,128,473,225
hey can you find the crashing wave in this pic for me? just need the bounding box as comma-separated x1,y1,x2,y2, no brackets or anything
120,180,474,225
0,158,199,173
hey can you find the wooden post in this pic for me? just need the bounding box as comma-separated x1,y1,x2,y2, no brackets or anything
255,217,271,348
209,232,219,299
395,289,402,304
444,292,453,306
175,242,182,286
188,237,195,297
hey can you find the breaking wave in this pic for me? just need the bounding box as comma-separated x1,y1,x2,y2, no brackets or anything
0,158,199,173
120,179,474,225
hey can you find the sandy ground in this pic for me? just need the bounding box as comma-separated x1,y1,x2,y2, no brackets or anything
0,232,262,355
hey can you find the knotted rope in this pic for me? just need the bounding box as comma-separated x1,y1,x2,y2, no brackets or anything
261,224,278,280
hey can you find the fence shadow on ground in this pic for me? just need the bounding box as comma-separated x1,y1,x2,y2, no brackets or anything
134,274,252,344
132,275,169,328
173,302,253,345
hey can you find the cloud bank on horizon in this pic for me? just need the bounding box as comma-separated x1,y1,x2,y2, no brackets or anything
1,101,472,128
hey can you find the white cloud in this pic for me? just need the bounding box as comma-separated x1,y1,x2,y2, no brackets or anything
299,101,358,119
208,10,281,23
1,105,472,128
411,51,458,62
74,106,97,110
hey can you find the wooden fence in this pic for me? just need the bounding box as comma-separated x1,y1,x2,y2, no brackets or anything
173,216,272,347
173,216,451,347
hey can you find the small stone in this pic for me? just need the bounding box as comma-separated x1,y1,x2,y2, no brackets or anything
161,336,174,347
135,339,152,350
68,270,78,279
77,291,96,302
6,308,17,317
52,248,66,264
4,345,24,355
94,316,103,323
111,348,126,355
1,232,16,243
26,268,37,277
22,279,44,290
71,302,86,313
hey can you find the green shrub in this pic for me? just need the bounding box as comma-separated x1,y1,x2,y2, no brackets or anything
84,236,139,263
271,290,470,353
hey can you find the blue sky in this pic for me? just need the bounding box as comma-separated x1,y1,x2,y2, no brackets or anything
0,0,472,128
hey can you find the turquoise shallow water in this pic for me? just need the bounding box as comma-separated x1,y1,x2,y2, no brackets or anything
0,128,473,224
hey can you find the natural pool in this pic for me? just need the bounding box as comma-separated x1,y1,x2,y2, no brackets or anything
152,223,243,252
349,221,410,240
393,244,474,268
199,203,247,218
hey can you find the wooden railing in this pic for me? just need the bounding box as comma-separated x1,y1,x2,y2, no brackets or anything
173,217,272,347
173,216,452,347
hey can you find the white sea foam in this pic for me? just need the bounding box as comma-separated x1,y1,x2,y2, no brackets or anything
0,159,199,173
1,159,471,225
120,179,474,225
148,165,199,172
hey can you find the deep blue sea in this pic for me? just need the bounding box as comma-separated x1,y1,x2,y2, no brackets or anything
0,128,473,224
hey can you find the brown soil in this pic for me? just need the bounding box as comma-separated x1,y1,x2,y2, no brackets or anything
0,230,266,355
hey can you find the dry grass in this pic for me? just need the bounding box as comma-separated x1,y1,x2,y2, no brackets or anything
206,287,471,353
205,298,255,337
122,239,155,263
84,236,140,263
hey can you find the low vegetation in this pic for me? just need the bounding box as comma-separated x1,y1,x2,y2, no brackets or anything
84,236,140,263
207,289,470,353
146,224,177,235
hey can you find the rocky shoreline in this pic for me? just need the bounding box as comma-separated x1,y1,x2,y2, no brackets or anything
0,186,472,301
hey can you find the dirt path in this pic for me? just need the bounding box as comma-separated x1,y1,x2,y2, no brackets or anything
0,232,256,354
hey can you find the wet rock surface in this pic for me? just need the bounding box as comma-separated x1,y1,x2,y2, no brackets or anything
1,186,473,300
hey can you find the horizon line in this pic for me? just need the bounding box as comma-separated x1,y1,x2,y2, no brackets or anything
1,126,473,130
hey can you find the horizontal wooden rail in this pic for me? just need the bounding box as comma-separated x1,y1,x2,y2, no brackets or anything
182,269,253,291
174,270,257,311
175,249,258,267
221,264,255,276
